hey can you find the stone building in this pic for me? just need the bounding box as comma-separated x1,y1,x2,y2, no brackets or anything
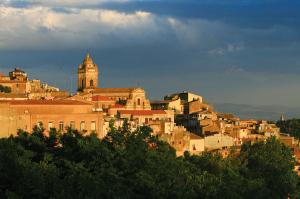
151,98,183,114
76,54,151,111
0,100,104,138
0,68,67,99
78,53,99,91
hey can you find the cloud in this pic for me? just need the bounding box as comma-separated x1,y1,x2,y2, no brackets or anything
209,43,244,55
1,0,127,7
0,6,159,49
0,0,300,107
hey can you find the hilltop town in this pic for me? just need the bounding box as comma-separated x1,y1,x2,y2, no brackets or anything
0,53,299,171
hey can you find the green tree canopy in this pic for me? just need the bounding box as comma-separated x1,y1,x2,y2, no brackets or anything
0,124,299,198
277,119,300,140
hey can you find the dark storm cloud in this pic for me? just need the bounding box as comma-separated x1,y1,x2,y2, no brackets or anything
101,1,300,28
1,0,300,106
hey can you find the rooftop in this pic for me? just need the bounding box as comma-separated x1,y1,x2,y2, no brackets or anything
118,110,166,115
92,95,113,101
0,93,28,98
0,99,92,106
93,87,141,93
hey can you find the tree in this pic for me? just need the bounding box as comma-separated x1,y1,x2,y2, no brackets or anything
240,137,299,199
0,125,299,198
277,119,300,141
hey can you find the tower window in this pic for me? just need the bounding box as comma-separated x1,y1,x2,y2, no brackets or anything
137,98,141,106
90,79,94,87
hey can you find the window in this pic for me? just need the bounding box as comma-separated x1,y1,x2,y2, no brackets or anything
145,118,149,124
137,98,141,106
90,79,94,87
48,122,53,131
91,121,96,131
80,121,85,131
70,121,75,129
81,79,84,88
59,121,64,131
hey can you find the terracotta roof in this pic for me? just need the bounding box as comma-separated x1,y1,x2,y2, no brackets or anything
118,110,166,116
217,113,236,119
92,95,113,101
111,104,125,108
2,100,91,106
0,73,5,77
92,88,139,93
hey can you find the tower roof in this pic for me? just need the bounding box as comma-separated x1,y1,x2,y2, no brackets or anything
83,53,94,64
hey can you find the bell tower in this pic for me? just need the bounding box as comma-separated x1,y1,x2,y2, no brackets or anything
77,53,99,91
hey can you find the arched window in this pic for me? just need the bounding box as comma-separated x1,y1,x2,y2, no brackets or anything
137,98,141,106
90,79,94,87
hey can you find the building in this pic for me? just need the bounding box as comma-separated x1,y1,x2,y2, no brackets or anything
160,126,204,156
76,54,152,111
117,110,174,127
204,133,235,150
0,100,104,138
0,68,67,99
165,91,203,114
151,98,183,114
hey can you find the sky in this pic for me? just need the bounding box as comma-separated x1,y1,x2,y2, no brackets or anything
0,0,300,106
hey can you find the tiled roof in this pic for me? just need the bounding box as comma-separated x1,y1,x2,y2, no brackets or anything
93,88,139,93
92,95,113,101
118,110,166,115
0,73,5,77
2,100,91,106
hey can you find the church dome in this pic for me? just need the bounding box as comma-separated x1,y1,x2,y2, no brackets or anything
83,53,94,65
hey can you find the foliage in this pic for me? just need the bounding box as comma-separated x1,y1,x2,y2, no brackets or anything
116,99,127,105
277,119,300,140
0,124,299,198
0,85,11,93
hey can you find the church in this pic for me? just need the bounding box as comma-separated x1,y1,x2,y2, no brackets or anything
75,53,152,111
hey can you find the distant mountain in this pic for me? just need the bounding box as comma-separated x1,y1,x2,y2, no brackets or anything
213,103,300,121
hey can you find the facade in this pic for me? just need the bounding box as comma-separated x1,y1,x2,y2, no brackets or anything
204,133,235,150
151,98,183,114
117,110,174,126
0,100,104,138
